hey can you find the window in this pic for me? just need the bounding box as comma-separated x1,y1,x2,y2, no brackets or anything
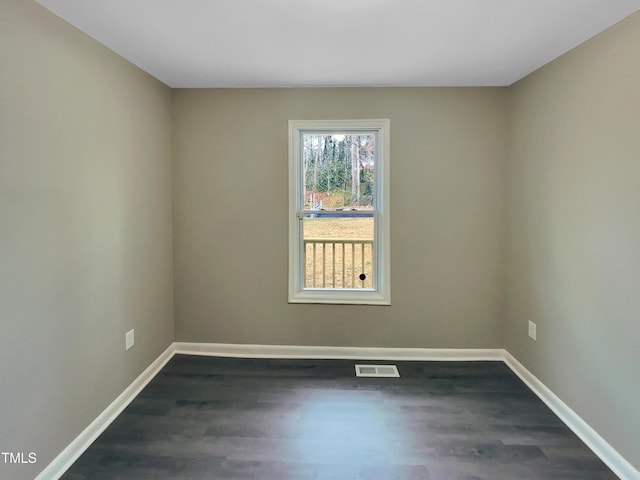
288,119,390,305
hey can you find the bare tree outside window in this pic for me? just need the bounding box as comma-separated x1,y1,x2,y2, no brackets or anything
302,134,375,209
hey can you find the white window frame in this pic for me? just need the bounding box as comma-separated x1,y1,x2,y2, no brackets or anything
288,119,390,305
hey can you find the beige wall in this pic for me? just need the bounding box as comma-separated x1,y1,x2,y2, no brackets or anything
172,88,507,348
506,12,640,470
0,1,174,479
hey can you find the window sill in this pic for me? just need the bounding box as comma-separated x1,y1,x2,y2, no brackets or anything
288,289,391,305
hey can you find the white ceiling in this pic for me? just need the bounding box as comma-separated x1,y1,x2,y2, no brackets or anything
36,0,640,88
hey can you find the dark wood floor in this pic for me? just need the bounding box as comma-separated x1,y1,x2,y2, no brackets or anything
61,355,617,479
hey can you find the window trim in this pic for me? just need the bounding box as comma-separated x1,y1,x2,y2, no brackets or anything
288,119,390,305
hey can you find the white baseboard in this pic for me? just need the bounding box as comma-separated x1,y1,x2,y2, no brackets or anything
503,351,639,480
35,344,175,480
36,342,638,480
173,342,505,361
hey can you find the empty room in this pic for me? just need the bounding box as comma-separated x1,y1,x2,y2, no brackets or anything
1,0,639,479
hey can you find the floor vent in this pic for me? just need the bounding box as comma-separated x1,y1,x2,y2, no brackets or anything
355,364,400,377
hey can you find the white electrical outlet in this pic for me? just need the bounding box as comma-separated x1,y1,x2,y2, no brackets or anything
528,321,537,340
125,329,135,350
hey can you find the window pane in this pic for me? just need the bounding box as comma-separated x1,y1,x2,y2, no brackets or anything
302,133,375,210
302,214,374,289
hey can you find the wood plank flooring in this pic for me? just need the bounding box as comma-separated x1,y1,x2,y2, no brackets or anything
61,356,617,479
